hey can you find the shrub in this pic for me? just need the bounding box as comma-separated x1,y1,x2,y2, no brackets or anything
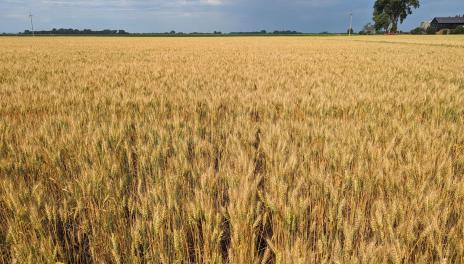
426,27,438,35
451,26,464,34
438,29,451,35
410,27,425,35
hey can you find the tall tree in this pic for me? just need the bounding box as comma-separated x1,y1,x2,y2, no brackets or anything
373,0,420,32
373,12,391,32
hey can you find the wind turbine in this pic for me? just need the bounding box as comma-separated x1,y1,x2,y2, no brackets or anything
349,11,353,36
29,12,35,36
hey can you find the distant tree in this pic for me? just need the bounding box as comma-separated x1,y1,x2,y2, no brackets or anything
367,23,377,34
170,30,176,34
373,0,420,33
360,23,376,35
347,28,354,34
272,30,301,34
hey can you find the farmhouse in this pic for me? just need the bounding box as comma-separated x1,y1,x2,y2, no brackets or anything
430,16,464,30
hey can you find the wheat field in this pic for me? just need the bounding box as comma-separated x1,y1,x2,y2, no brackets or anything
0,36,464,263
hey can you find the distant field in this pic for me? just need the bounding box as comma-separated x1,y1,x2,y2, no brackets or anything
1,36,463,263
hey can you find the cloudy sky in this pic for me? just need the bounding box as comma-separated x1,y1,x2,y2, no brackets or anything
0,0,463,33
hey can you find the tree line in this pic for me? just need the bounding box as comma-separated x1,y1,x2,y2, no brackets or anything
19,29,306,36
22,28,129,35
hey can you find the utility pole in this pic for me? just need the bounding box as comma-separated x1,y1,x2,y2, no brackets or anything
29,12,34,36
349,12,353,36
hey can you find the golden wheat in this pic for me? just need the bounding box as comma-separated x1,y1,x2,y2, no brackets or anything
0,36,464,263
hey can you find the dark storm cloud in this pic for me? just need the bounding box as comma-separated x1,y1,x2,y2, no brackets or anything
0,0,463,33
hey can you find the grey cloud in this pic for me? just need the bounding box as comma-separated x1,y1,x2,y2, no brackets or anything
0,0,462,33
